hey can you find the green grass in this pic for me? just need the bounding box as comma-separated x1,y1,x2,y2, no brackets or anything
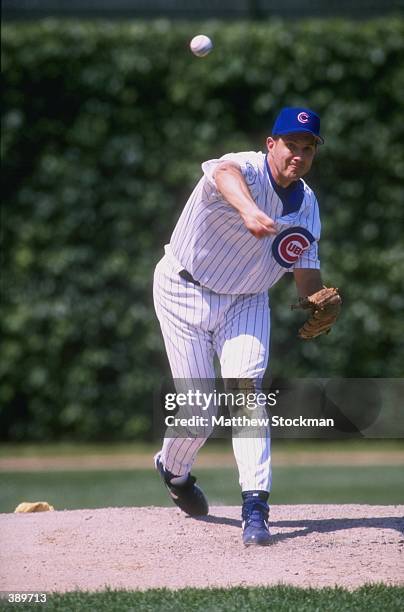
0,438,403,457
0,442,160,458
1,585,403,612
1,465,403,513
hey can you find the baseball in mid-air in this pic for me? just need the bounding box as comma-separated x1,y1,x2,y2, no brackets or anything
190,34,213,57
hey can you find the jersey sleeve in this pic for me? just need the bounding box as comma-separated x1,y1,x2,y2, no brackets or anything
292,240,321,270
201,152,262,194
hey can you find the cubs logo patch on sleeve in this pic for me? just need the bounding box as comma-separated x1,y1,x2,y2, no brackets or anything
272,226,315,268
245,162,257,186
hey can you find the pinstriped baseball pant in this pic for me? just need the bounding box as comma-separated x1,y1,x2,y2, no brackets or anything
153,254,271,492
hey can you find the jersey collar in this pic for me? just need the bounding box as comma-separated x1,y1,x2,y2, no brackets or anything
265,154,305,216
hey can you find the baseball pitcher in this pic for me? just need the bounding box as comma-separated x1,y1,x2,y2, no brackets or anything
153,107,341,546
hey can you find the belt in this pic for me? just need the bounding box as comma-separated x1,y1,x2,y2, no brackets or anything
179,269,201,286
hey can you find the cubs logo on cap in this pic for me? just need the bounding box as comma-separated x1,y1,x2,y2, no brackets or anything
272,107,324,144
272,227,315,268
297,112,310,124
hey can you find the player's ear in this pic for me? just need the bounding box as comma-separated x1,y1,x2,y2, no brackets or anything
266,136,276,151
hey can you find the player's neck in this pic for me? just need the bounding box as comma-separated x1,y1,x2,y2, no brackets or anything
266,154,295,189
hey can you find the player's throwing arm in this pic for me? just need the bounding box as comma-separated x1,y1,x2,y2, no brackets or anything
214,162,278,239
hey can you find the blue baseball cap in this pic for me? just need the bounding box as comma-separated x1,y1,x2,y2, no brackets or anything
272,107,324,144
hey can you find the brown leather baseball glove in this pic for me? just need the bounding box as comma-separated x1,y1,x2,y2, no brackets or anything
291,286,342,340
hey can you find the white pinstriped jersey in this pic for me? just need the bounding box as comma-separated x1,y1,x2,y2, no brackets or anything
168,151,321,295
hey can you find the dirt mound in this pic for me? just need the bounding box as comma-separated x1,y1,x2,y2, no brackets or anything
1,505,403,592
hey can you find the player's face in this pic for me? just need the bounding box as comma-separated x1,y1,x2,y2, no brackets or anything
266,133,317,187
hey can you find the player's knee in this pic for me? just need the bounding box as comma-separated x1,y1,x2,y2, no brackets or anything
224,378,263,417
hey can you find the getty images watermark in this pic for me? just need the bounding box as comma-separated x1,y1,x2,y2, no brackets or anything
154,378,404,438
163,388,334,430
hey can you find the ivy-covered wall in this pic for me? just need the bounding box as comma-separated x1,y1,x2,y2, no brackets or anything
2,19,403,440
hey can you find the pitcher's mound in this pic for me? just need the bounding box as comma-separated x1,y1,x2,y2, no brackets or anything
1,505,403,592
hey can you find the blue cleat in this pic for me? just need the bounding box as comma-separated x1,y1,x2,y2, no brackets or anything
242,491,271,547
154,452,209,517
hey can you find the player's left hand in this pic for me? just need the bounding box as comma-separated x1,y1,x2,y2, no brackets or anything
291,286,342,340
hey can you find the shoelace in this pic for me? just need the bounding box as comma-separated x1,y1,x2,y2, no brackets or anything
242,501,269,528
169,474,197,490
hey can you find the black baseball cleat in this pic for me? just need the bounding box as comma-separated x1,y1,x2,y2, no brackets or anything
154,452,209,516
242,490,271,546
